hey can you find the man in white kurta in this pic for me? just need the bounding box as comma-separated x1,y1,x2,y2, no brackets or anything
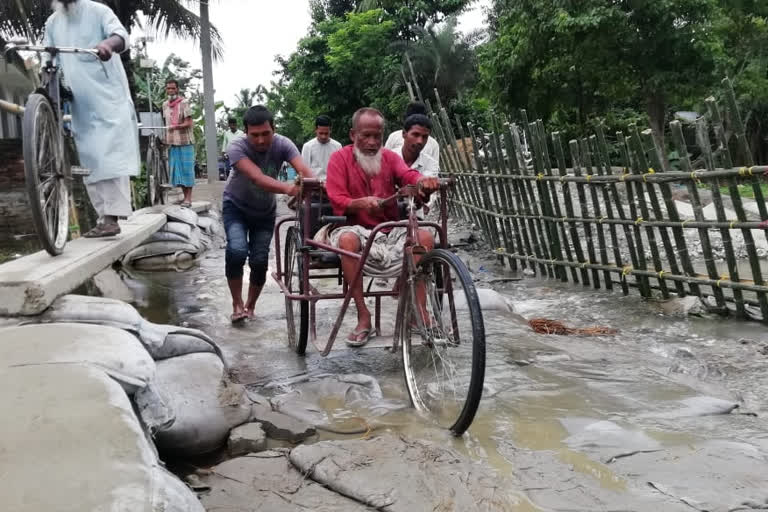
301,115,341,179
44,0,140,237
384,101,440,165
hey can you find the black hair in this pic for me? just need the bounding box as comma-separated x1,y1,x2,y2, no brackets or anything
227,117,237,124
243,105,274,129
315,115,332,128
403,114,432,132
404,101,428,119
166,78,179,88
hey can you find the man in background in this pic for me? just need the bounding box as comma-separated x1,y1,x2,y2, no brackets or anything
385,101,440,165
301,115,341,179
221,117,244,176
162,79,195,207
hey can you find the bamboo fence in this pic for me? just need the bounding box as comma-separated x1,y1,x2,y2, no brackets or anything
426,78,768,324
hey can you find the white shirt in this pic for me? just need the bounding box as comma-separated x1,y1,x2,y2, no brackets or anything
301,137,342,179
222,129,244,154
385,131,440,165
401,147,439,177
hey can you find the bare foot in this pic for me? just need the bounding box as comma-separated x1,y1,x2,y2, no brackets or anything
231,304,247,324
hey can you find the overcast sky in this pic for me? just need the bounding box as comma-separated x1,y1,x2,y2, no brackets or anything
133,0,490,108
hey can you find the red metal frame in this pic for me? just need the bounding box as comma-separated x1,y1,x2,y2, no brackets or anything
272,178,451,356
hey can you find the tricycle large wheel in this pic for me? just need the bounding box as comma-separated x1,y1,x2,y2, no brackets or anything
23,93,69,255
284,226,309,355
400,248,486,436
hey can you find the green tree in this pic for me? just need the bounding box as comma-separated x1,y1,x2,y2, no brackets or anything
271,9,407,145
479,0,722,146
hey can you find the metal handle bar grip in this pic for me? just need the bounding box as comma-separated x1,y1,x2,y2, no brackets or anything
319,216,347,224
4,44,108,78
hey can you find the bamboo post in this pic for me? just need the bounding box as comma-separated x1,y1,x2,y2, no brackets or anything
626,127,671,298
553,132,588,285
707,98,768,319
467,123,504,254
489,115,519,265
503,123,536,271
639,129,689,297
531,121,565,280
695,117,746,316
580,138,612,288
569,139,601,287
593,125,636,295
670,121,727,308
618,131,652,297
538,120,572,282
513,121,550,275
722,78,768,250
478,125,509,264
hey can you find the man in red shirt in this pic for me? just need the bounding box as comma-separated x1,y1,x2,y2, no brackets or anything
325,108,439,346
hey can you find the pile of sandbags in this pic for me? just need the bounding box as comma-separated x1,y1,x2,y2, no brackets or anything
0,323,204,512
123,205,223,270
38,294,264,456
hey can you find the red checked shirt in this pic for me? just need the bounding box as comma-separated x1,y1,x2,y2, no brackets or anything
325,145,423,229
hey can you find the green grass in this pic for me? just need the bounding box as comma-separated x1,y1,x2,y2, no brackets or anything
699,182,768,199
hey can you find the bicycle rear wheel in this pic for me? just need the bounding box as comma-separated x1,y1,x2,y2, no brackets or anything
23,93,69,255
400,248,485,436
284,226,309,355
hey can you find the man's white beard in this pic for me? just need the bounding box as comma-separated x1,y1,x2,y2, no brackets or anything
354,147,382,177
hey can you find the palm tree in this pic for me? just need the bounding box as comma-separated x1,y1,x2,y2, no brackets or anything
1,0,222,102
404,16,485,103
1,0,222,52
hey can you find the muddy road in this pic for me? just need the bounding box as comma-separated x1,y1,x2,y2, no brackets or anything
123,201,768,511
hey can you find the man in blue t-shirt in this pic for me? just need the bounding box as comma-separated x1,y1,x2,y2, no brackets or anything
224,106,314,323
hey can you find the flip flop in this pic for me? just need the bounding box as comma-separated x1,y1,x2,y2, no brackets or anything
230,311,247,325
181,202,192,208
83,222,121,238
345,327,376,347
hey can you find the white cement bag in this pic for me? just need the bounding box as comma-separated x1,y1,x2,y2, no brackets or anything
132,252,196,270
154,353,253,456
161,221,193,239
0,323,155,394
163,205,199,226
0,365,203,512
123,241,199,262
40,295,221,361
453,288,515,312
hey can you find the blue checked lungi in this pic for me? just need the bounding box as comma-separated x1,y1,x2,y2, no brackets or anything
169,144,196,187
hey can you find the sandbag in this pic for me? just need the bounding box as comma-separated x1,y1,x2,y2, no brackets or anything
147,231,191,244
154,353,254,456
0,323,155,394
163,205,199,226
40,295,221,361
161,221,193,239
131,252,196,270
452,288,515,312
196,215,215,232
123,241,199,262
0,365,203,512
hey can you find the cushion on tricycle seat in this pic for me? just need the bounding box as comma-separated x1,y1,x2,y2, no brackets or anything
298,201,335,238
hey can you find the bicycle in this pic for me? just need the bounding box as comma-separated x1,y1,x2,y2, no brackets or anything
2,39,106,255
138,125,170,206
273,178,486,436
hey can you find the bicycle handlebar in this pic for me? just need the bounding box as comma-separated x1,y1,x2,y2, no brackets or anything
4,43,108,78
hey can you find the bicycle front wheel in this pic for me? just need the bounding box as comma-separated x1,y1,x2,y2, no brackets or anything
400,248,485,436
23,93,69,255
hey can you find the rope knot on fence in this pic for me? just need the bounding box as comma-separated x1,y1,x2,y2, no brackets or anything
642,168,656,182
635,217,644,225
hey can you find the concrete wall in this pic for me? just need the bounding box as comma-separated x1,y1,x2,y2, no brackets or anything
0,139,35,241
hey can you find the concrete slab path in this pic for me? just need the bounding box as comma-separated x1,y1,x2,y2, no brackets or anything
0,213,166,316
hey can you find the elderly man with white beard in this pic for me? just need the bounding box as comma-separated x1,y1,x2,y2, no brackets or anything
43,0,139,237
324,107,440,346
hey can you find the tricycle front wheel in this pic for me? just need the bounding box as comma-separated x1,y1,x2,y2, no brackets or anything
284,226,309,355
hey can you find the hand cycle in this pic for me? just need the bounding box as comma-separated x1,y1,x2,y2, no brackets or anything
273,178,486,436
137,125,170,206
3,40,108,255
